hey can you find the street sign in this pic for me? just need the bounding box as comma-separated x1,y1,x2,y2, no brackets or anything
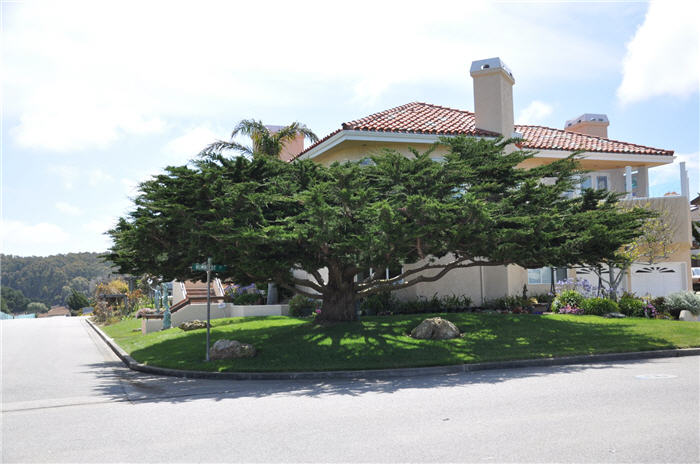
191,263,227,272
189,257,228,362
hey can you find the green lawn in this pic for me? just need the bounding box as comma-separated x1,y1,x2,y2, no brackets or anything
101,314,700,372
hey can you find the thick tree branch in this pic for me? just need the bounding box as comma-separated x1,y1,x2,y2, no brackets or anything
357,259,504,296
290,276,326,294
310,269,325,287
277,281,323,300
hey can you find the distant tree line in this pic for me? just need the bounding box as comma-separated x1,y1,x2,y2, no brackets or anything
1,252,118,312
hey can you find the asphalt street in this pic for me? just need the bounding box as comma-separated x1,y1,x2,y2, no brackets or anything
2,317,699,463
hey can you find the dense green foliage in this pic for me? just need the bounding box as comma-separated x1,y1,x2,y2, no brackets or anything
102,314,700,372
618,294,646,317
107,136,651,322
360,293,472,315
551,290,585,312
26,302,49,313
1,252,117,306
581,297,619,316
288,294,318,317
1,286,31,313
65,289,91,311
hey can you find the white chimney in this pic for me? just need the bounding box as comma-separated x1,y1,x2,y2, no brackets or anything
680,161,690,199
470,57,515,137
565,113,609,138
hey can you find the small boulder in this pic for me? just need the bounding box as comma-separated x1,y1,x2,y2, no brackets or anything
411,317,460,340
210,339,257,359
604,312,626,318
179,320,209,331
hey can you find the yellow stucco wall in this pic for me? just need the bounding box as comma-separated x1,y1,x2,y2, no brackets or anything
312,140,449,165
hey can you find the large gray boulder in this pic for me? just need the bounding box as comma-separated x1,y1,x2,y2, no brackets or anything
410,317,460,340
179,320,209,331
210,339,257,360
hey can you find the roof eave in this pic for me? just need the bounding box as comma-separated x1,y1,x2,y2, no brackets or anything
298,129,499,160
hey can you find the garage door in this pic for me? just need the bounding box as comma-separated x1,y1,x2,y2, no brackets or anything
630,263,686,297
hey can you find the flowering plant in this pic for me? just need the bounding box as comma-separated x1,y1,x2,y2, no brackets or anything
558,304,583,315
644,303,657,319
555,278,603,299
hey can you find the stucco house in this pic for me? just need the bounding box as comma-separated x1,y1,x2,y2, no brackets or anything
290,57,692,303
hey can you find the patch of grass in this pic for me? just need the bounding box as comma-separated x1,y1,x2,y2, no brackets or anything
101,314,700,373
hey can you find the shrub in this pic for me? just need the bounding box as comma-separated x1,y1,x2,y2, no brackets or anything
439,294,472,311
532,293,554,304
360,292,395,316
232,292,262,305
483,295,527,311
223,283,265,304
551,290,584,312
664,291,700,318
92,300,120,324
288,294,318,317
581,298,619,316
618,294,645,317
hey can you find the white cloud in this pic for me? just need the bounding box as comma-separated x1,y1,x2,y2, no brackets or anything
87,169,114,187
649,152,700,196
516,100,554,125
0,220,70,256
49,165,80,190
163,126,222,163
617,2,700,104
55,202,82,216
83,217,117,235
4,1,624,151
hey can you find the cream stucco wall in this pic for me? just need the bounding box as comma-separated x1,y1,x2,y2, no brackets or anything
619,196,693,291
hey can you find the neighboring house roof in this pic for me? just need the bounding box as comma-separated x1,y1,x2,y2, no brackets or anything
38,306,71,317
296,102,673,159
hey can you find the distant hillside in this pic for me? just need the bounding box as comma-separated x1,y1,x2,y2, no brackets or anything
1,252,118,307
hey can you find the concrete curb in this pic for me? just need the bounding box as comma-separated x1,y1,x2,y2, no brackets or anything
86,318,700,381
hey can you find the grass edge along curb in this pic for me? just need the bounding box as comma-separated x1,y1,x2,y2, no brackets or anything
85,318,700,381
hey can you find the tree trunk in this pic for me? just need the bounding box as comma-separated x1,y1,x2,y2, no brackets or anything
317,265,357,322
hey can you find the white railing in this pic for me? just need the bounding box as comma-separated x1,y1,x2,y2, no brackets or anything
215,278,225,297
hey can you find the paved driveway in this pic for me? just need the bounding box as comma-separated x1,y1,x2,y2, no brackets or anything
2,317,699,463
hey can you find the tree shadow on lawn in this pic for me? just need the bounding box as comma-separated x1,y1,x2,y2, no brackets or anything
126,314,688,372
86,314,692,405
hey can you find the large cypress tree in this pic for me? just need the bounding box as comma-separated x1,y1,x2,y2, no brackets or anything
108,136,651,322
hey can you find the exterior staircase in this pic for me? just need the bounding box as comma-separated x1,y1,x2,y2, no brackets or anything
170,280,225,313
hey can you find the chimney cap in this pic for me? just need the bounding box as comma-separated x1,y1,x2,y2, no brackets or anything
565,113,609,128
469,57,515,83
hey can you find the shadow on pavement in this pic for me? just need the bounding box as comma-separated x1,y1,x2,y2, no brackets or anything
83,357,641,406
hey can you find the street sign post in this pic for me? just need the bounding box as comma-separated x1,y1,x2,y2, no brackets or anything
191,259,227,361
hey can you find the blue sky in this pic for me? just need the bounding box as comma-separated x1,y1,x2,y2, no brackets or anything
2,0,698,256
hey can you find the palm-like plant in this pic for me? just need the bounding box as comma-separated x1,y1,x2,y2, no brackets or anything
200,119,318,158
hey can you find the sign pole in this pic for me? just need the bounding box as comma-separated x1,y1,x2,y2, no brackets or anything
205,257,212,362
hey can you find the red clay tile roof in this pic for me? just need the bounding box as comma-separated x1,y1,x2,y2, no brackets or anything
341,102,499,136
516,125,673,156
296,102,673,159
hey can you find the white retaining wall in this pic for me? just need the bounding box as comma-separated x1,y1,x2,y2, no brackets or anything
142,303,290,333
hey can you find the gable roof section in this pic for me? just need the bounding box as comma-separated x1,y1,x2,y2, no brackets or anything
341,102,499,136
297,102,673,159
